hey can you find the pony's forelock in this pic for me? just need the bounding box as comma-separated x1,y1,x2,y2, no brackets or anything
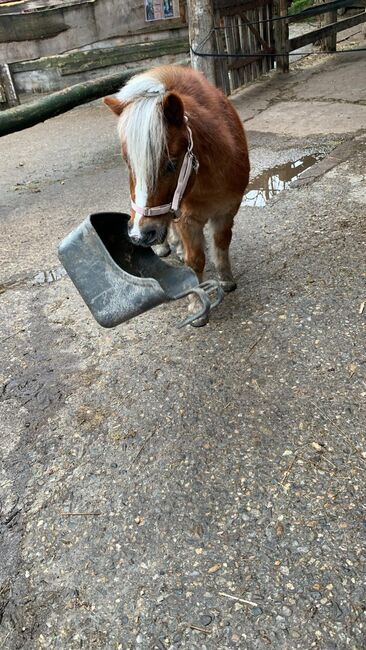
117,74,167,193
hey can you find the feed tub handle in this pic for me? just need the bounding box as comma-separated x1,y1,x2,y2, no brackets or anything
175,280,225,328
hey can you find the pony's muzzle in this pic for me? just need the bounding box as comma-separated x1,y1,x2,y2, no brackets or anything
128,221,168,248
129,230,155,247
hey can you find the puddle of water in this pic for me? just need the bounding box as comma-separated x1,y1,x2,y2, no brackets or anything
242,153,326,207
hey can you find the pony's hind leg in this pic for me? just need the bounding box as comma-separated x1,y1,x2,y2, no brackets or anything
209,214,237,292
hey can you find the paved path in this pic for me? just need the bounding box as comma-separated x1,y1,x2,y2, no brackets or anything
0,44,365,649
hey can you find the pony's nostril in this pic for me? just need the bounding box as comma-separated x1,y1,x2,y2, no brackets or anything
129,229,157,247
128,231,140,244
145,229,157,243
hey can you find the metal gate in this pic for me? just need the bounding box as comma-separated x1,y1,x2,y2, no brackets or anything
212,0,276,94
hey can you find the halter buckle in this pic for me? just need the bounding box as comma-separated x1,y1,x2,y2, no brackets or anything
171,208,182,223
191,153,199,173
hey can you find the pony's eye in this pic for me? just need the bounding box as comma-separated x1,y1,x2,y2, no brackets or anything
165,159,177,173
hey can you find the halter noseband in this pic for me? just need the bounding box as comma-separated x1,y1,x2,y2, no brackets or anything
131,115,199,221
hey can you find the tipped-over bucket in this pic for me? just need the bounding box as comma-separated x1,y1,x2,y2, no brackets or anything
58,212,223,328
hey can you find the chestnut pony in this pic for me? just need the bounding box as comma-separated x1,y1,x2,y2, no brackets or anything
104,65,250,292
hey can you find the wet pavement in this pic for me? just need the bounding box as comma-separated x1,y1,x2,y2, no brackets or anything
0,39,366,650
242,152,327,207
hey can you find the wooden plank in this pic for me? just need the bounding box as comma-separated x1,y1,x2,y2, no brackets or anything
240,11,273,51
246,14,254,82
228,54,264,70
41,40,188,77
214,0,271,17
259,4,268,74
214,10,231,94
238,15,250,84
273,0,289,72
214,0,269,11
289,10,366,50
224,15,236,91
232,15,244,87
315,0,338,52
268,0,276,72
320,4,338,51
10,38,190,75
246,12,256,81
232,15,242,89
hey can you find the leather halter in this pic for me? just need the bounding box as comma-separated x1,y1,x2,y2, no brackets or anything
131,115,199,221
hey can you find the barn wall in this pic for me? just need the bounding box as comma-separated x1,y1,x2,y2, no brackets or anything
0,0,186,64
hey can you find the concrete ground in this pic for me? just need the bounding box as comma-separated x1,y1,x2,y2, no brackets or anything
0,41,366,650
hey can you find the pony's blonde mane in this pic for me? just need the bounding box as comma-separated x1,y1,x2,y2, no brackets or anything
117,73,167,193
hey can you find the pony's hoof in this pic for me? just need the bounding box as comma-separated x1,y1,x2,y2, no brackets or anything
219,279,237,293
190,314,209,327
187,295,209,327
153,242,171,258
175,245,185,263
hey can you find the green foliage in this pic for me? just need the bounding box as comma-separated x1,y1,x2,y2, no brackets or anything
288,0,314,17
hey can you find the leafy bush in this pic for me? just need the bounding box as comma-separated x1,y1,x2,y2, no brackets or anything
288,0,314,17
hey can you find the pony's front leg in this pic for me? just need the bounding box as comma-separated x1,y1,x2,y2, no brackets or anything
209,214,237,292
153,224,184,260
177,219,207,326
167,222,185,261
153,240,171,257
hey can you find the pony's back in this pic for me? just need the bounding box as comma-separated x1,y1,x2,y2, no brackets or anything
149,65,248,162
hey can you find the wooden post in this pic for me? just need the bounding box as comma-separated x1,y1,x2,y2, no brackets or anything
319,0,337,51
0,64,19,109
187,0,216,85
274,0,289,73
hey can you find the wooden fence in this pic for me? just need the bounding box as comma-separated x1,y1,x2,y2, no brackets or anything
287,0,366,61
200,0,366,93
213,0,276,94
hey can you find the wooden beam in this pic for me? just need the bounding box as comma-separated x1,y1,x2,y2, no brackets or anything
0,65,147,138
213,0,269,10
287,0,365,24
274,0,289,72
187,0,216,84
214,0,271,17
228,54,264,70
10,38,189,77
289,10,366,51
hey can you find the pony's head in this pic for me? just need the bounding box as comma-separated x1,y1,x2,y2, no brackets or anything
104,73,198,247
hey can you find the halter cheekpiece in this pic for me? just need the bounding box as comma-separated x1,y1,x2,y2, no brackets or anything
131,114,199,221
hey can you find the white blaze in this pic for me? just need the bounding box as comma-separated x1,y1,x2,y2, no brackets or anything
130,180,147,239
116,72,167,239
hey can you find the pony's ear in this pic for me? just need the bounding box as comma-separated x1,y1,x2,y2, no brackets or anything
103,96,124,116
163,92,185,127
